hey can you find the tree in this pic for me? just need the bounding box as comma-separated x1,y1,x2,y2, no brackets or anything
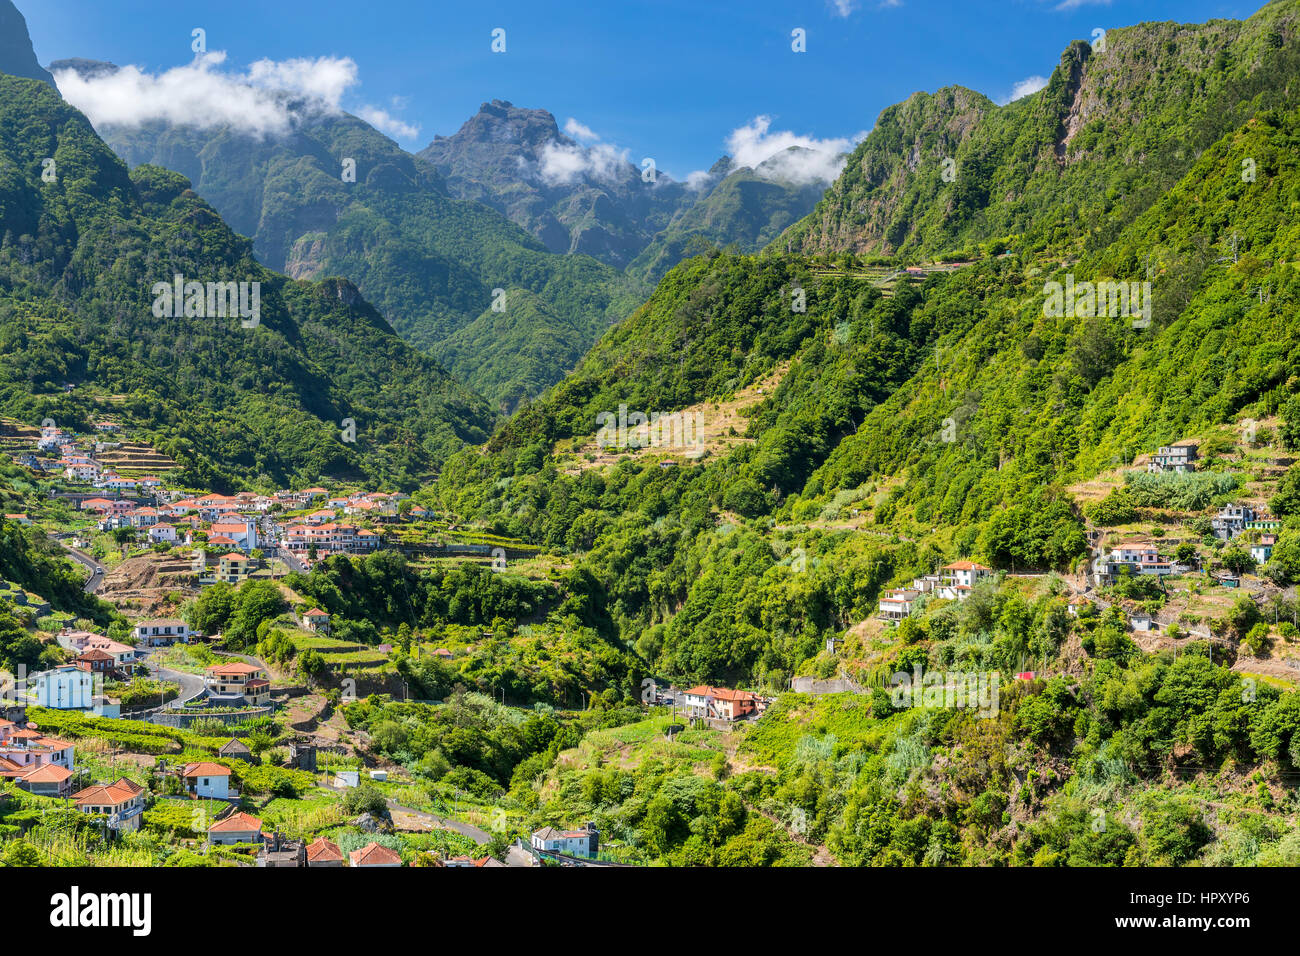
1221,546,1255,576
1280,395,1300,452
1273,464,1300,517
1242,623,1271,657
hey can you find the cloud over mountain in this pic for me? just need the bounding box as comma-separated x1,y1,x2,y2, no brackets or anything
723,115,863,185
53,52,417,140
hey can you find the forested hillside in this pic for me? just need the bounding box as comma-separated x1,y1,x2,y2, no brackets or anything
68,78,642,411
0,73,493,490
430,3,1300,697
783,0,1300,261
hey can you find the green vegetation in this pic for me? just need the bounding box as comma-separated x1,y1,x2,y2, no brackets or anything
0,74,493,491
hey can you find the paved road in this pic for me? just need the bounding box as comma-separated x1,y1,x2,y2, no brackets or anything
56,538,106,593
382,796,532,867
144,656,207,705
271,545,306,574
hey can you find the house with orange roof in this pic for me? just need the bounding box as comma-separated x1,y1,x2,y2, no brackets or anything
306,836,344,868
349,841,403,867
214,552,252,585
74,648,116,675
301,608,330,634
208,811,265,846
180,761,232,799
73,778,145,831
16,762,74,797
127,507,161,528
204,661,271,706
681,686,761,721
940,561,994,592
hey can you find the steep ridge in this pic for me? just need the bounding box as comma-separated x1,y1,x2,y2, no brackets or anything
0,73,493,491
783,1,1300,260
0,0,53,87
55,71,642,409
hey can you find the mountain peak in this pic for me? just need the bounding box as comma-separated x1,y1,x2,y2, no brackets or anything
0,0,55,87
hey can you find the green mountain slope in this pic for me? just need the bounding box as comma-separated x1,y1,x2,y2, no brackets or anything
783,0,1300,261
0,73,493,491
61,78,642,408
626,157,828,285
432,4,1300,688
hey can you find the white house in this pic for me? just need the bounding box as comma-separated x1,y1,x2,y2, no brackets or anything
148,523,178,544
878,588,921,621
531,824,599,858
939,561,994,600
132,619,191,646
181,761,231,799
1252,535,1277,565
32,666,95,710
209,518,257,550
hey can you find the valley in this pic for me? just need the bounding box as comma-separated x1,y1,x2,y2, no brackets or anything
2,0,1300,881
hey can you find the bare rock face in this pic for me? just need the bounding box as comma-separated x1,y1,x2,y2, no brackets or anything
0,0,55,87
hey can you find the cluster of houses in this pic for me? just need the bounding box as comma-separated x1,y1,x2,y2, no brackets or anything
18,625,270,717
28,424,164,491
878,561,996,621
680,685,765,721
79,485,398,572
0,715,76,797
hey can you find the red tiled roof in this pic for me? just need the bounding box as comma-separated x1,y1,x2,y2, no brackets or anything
207,662,262,676
349,842,402,866
209,811,263,833
306,837,343,863
181,761,230,777
21,764,72,783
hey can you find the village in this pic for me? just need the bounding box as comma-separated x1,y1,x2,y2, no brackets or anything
2,413,1298,867
3,417,631,866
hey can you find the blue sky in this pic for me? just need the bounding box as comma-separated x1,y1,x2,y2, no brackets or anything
23,0,1260,179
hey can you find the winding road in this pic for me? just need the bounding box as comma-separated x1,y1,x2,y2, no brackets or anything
55,536,106,593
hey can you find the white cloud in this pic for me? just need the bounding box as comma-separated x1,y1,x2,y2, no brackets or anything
356,106,420,140
537,141,629,186
998,75,1049,105
684,169,716,191
54,52,418,141
830,0,857,15
1053,0,1110,10
564,118,600,142
724,116,863,185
